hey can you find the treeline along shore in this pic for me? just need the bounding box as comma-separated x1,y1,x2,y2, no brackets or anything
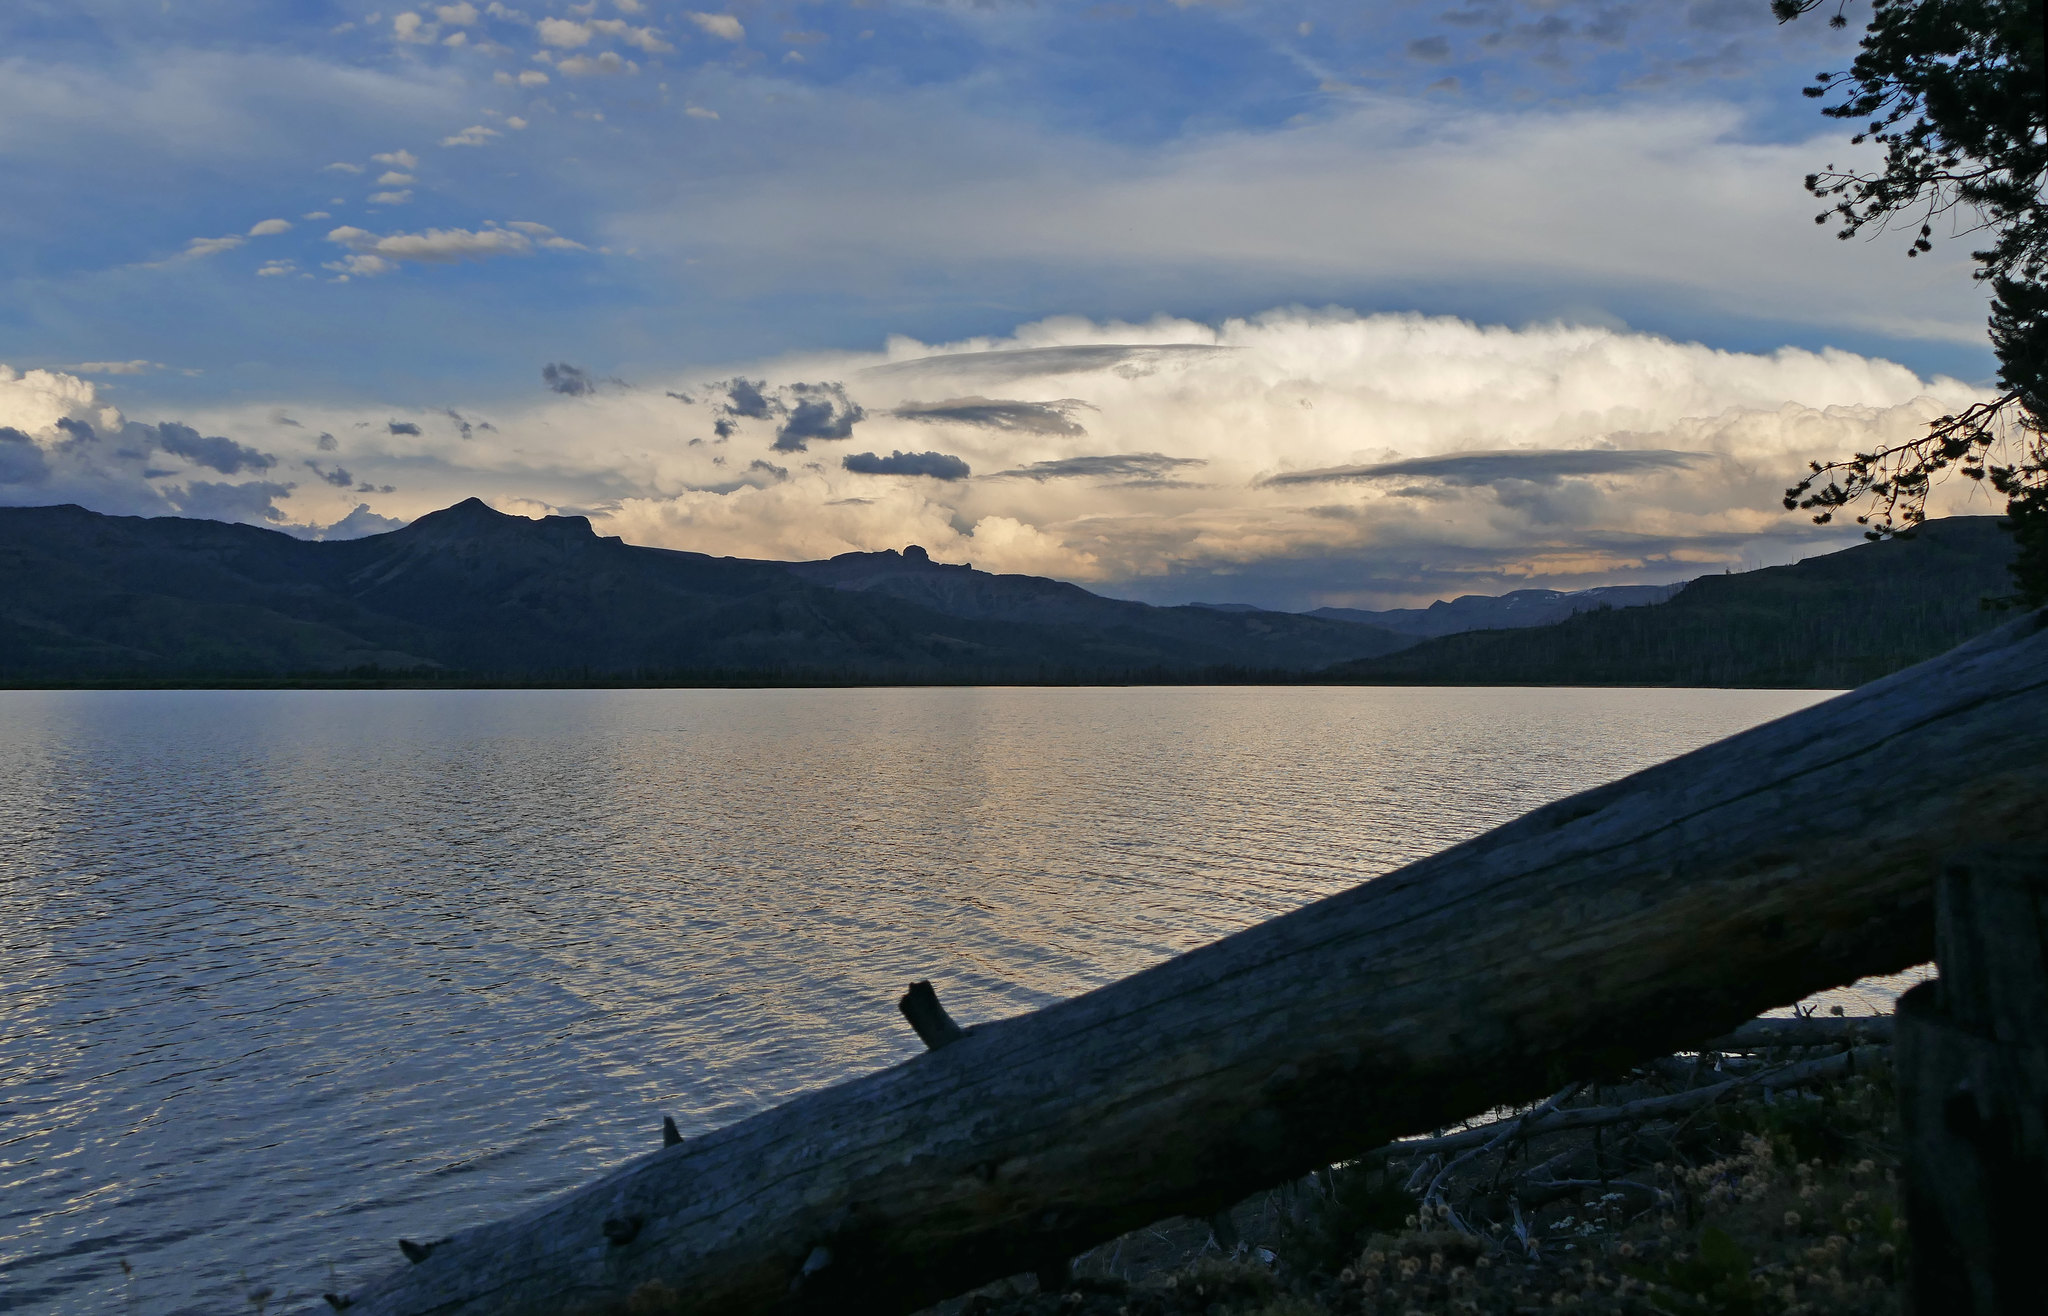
0,500,2020,689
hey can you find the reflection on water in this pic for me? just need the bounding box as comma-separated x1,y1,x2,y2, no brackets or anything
0,685,1838,1313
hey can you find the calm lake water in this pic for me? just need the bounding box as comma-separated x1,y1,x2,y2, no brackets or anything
1,684,1873,1314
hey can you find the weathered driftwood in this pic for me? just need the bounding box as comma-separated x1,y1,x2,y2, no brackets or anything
1899,848,2048,1313
342,611,2048,1316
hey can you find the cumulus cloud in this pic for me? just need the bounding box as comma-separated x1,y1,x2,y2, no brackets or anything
441,124,501,146
388,420,423,435
155,422,277,475
248,218,292,236
0,364,301,522
892,396,1089,435
372,150,420,170
687,11,744,40
772,382,865,451
369,190,414,205
393,12,438,43
110,307,2010,608
842,449,971,480
172,479,295,522
0,427,52,485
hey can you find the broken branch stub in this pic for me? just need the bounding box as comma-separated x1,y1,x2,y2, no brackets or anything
898,979,968,1050
344,612,2048,1316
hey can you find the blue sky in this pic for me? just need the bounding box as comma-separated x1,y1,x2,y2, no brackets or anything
0,1,2013,607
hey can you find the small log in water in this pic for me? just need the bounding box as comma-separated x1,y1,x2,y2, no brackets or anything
342,612,2048,1316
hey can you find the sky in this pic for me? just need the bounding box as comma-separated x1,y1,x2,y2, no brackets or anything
0,0,2014,608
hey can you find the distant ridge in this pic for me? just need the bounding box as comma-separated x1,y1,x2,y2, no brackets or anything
1301,583,1683,638
1319,517,2018,689
0,500,1409,686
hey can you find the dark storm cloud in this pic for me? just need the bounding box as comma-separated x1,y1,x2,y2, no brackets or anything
305,461,355,487
316,432,338,451
772,382,865,452
842,450,971,480
719,377,776,419
170,479,295,523
891,396,1090,436
748,459,789,481
665,390,695,404
387,420,422,437
713,417,738,439
543,362,597,397
155,422,277,476
991,452,1208,482
54,416,96,444
0,427,52,485
863,344,1235,386
442,408,474,439
1259,448,1707,488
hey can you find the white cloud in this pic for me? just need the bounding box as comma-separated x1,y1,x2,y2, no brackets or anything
303,210,332,220
323,221,580,273
442,31,469,47
371,149,420,170
505,115,528,129
436,2,479,25
686,11,744,40
257,260,298,277
376,170,415,185
0,364,112,434
558,51,636,76
368,189,414,204
441,124,501,146
176,234,245,260
393,12,438,43
503,219,586,249
248,218,293,236
536,17,592,47
685,105,719,120
323,161,364,174
494,68,551,86
64,360,161,376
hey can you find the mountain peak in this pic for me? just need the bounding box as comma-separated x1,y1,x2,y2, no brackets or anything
397,498,596,543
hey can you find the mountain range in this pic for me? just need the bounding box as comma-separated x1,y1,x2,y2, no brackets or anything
0,500,1410,683
0,501,2021,687
1323,515,2019,688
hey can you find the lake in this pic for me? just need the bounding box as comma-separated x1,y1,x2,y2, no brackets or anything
0,684,1902,1313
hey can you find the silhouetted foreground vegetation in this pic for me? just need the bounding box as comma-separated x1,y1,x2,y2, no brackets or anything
1323,517,2016,688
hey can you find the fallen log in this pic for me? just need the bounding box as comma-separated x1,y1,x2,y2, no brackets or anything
341,610,2048,1316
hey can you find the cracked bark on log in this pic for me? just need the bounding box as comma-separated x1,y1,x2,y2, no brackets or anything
343,611,2048,1316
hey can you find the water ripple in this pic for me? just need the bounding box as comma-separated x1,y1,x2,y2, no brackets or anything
0,685,1832,1313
